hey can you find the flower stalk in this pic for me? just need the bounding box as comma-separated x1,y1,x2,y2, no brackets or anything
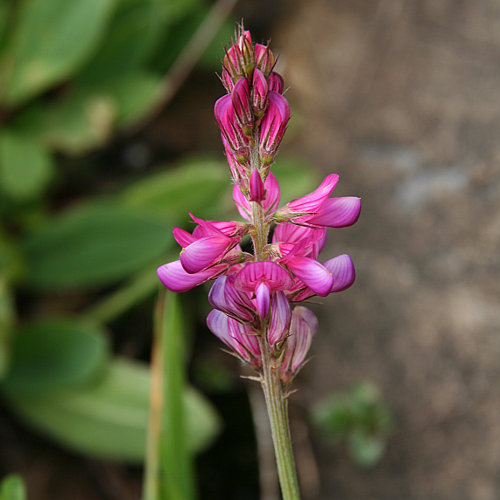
157,23,361,499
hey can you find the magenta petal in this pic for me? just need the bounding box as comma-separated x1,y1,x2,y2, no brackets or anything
285,256,333,297
233,184,252,221
250,169,265,202
323,254,355,292
227,317,261,361
180,236,231,274
286,174,339,213
263,172,280,214
172,227,195,248
208,275,255,322
307,197,361,228
235,261,292,292
255,282,270,317
268,291,291,346
157,261,220,292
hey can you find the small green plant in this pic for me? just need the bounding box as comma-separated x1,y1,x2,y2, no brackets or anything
313,381,393,468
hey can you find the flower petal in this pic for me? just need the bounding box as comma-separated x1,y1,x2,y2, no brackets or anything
208,275,255,322
285,256,333,297
180,236,232,274
268,291,291,346
306,197,361,228
286,174,339,213
235,261,293,292
255,282,270,317
323,254,355,292
157,261,223,292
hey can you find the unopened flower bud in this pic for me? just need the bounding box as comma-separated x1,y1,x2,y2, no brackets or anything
249,168,265,202
259,91,290,165
254,44,275,77
221,68,234,93
268,72,284,94
232,78,253,136
214,94,250,160
252,68,269,119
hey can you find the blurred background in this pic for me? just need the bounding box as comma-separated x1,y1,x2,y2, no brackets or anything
1,0,500,499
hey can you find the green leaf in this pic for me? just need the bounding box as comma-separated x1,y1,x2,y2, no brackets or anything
0,277,16,381
5,358,220,462
95,72,162,126
22,203,173,290
1,0,117,105
0,132,53,199
272,156,320,205
1,319,109,397
11,90,116,154
122,158,230,222
159,292,196,500
78,0,164,82
0,475,26,500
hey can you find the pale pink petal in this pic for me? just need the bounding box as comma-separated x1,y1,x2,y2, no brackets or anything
323,254,355,292
306,197,361,228
157,261,222,293
255,282,270,317
268,291,291,346
285,256,333,297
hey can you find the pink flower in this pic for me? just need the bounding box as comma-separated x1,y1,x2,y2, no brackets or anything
280,306,318,383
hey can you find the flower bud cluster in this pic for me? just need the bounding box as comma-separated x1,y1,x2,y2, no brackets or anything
214,26,290,196
158,26,361,385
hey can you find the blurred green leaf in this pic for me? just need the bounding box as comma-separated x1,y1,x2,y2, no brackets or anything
12,71,161,155
0,0,117,105
122,158,230,221
272,156,320,204
0,132,53,199
1,319,109,397
78,0,164,82
159,292,195,500
0,475,26,500
11,90,116,154
312,381,393,468
95,72,162,126
0,1,11,54
22,203,173,290
5,358,220,462
348,430,386,468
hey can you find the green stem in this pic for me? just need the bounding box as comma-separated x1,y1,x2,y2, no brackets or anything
259,338,301,500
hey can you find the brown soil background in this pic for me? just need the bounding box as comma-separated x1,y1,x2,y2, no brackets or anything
274,0,500,498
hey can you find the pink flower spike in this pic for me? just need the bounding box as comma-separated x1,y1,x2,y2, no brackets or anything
249,169,265,202
285,256,333,297
305,197,361,228
235,261,293,292
233,184,252,221
268,72,284,94
267,291,291,346
256,281,271,317
323,254,355,292
157,261,225,293
180,235,233,274
281,174,339,216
